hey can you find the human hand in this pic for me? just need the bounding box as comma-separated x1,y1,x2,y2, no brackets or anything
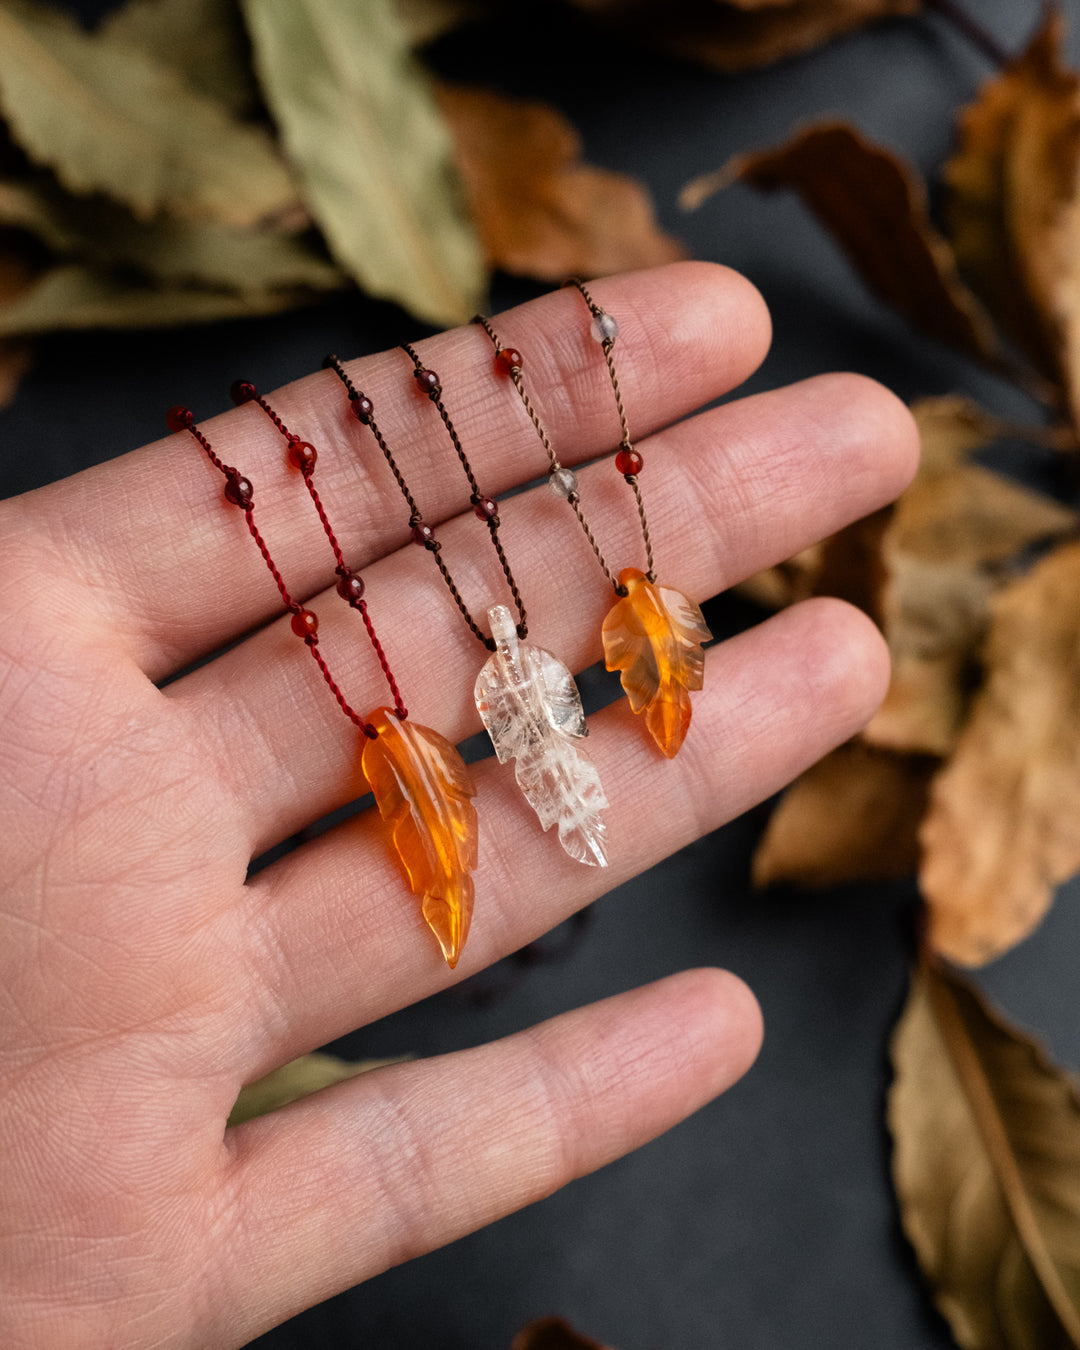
0,263,916,1349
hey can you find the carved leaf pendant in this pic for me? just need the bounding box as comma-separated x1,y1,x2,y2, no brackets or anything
602,567,712,758
475,606,608,867
362,707,479,968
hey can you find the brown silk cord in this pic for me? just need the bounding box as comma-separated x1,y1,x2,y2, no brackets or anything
399,341,528,640
323,354,511,653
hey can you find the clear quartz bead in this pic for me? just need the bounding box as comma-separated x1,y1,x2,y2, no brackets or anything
548,467,578,498
590,311,619,343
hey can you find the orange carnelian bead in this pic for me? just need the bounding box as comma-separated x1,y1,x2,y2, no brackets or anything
495,347,522,374
287,439,317,472
291,608,319,639
615,447,643,476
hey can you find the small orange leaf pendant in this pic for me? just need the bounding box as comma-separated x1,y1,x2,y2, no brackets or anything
362,708,479,968
602,568,712,758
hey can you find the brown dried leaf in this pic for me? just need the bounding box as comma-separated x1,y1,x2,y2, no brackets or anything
683,121,1001,366
945,8,1080,409
866,397,1078,757
511,1317,615,1350
889,960,1080,1349
752,741,935,890
437,84,684,280
567,0,921,73
920,540,1080,966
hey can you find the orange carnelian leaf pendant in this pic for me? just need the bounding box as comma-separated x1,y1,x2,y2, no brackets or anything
361,707,479,969
602,568,712,758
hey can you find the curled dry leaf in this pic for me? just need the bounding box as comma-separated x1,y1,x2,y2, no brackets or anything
511,1316,615,1350
567,0,921,74
752,741,935,890
866,396,1077,757
889,960,1080,1349
240,0,485,328
682,120,1001,366
920,540,1080,967
436,85,684,281
945,7,1080,416
0,0,295,227
228,1052,405,1126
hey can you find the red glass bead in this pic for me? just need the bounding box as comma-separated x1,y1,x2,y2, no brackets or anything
413,368,441,397
165,405,193,433
411,521,435,546
495,348,522,374
223,474,254,508
291,607,319,639
336,569,365,604
287,439,318,472
615,447,643,476
351,393,375,424
473,496,499,521
230,379,257,405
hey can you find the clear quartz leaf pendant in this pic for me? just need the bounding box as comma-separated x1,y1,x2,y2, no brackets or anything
475,606,608,866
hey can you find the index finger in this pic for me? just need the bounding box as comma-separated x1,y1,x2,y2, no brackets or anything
0,263,770,681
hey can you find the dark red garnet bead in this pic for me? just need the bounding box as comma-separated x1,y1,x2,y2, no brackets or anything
165,405,194,433
615,447,644,476
230,379,257,406
287,439,318,472
223,474,254,508
336,569,365,604
495,347,522,375
350,393,374,424
413,368,441,397
411,521,435,546
290,607,319,639
473,496,499,521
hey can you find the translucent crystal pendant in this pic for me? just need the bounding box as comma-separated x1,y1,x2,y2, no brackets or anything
475,606,608,866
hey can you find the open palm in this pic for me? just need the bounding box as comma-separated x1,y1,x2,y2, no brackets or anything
0,263,916,1349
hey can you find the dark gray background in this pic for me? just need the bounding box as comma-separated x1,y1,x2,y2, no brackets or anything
4,3,1079,1347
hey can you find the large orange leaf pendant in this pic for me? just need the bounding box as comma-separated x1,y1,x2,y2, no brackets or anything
602,568,712,758
362,708,479,968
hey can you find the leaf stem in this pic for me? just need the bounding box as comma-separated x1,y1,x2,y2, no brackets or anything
923,0,1013,69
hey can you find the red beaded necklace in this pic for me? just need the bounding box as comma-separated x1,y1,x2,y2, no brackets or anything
323,352,609,868
165,401,478,969
475,281,712,759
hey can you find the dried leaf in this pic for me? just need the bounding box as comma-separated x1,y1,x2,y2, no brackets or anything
944,8,1080,406
240,0,484,327
866,397,1077,757
0,0,295,226
362,707,479,969
395,0,486,46
228,1052,404,1126
889,960,1080,1349
602,567,711,759
752,741,935,890
734,543,824,611
98,0,256,114
683,121,1000,366
0,179,340,292
0,264,323,336
920,541,1080,966
567,0,920,73
510,1317,614,1350
437,84,684,280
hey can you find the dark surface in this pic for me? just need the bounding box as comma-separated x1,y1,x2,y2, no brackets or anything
4,4,1080,1348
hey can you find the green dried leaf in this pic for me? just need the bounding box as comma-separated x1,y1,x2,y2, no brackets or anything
0,179,342,291
0,0,295,226
240,0,485,326
890,961,1080,1349
0,263,327,335
228,1051,405,1126
99,0,257,114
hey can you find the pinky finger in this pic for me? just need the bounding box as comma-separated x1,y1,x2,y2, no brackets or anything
215,968,762,1342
